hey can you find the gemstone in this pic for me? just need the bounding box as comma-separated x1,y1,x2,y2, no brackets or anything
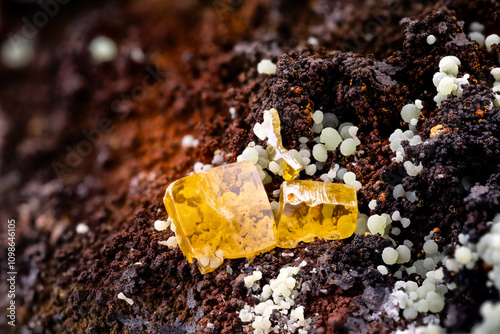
163,161,277,274
253,108,303,180
276,180,358,248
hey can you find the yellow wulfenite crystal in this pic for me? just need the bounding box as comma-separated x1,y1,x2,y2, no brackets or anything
276,180,358,248
163,161,277,274
253,108,302,180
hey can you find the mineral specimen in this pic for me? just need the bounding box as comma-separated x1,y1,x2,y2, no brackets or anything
164,161,359,273
276,180,358,248
163,161,277,274
253,108,303,180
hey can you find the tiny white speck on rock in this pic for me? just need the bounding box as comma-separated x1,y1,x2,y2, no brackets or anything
76,223,89,234
312,110,324,124
424,240,439,255
312,144,328,162
154,219,171,231
307,36,319,46
89,36,118,63
343,172,356,184
455,246,472,264
226,265,233,275
470,22,485,33
117,292,134,305
229,107,238,119
382,247,399,265
159,236,178,248
257,59,277,75
305,164,317,176
181,134,198,148
377,265,389,275
130,47,145,62
469,32,486,48
485,34,500,52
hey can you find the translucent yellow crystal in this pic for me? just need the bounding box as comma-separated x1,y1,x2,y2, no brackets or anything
163,161,277,274
276,180,358,248
253,108,302,180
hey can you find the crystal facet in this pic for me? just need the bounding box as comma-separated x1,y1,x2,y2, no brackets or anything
253,108,303,180
163,161,277,274
276,180,358,248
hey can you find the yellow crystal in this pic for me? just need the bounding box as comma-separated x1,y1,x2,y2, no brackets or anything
253,108,302,180
276,180,358,248
163,161,277,274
